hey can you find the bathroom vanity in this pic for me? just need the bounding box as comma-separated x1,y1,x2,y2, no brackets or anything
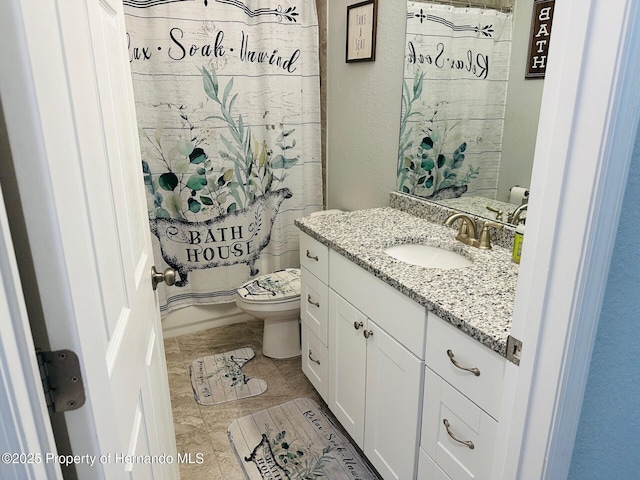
296,198,518,480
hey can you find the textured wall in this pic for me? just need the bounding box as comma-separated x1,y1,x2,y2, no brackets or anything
568,124,640,478
325,0,405,211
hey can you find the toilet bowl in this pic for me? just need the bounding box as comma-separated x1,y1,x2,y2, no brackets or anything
235,268,301,359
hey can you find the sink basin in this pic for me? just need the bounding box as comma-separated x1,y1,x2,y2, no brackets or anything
384,244,472,270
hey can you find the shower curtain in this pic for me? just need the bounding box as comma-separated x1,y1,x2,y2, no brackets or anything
124,0,322,314
398,2,513,200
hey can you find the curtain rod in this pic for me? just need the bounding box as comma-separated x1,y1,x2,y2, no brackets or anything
411,0,514,13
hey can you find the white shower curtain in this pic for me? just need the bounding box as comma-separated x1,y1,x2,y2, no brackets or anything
124,0,322,313
398,2,513,200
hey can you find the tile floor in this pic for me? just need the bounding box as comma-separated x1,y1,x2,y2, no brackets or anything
163,320,323,479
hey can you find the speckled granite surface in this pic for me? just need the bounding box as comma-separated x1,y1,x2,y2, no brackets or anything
389,191,518,250
295,207,518,358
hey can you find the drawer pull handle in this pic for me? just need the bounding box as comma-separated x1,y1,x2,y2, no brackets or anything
306,250,319,261
443,419,475,450
363,330,373,339
308,350,321,365
447,349,480,376
354,321,363,330
307,295,320,308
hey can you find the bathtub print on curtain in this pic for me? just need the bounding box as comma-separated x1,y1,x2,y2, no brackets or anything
398,2,513,200
124,0,322,313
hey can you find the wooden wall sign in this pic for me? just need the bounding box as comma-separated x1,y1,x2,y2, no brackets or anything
525,0,555,78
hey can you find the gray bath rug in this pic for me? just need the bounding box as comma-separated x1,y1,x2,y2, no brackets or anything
228,398,379,479
189,347,267,405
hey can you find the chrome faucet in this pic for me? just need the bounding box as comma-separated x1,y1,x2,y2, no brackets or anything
508,203,528,225
444,212,502,249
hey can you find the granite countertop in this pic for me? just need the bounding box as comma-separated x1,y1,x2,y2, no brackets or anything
295,207,519,358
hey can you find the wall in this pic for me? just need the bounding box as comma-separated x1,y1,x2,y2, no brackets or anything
498,0,544,202
326,0,405,210
568,124,640,478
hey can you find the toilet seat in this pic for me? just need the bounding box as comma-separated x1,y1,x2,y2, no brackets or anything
235,268,302,359
236,268,301,305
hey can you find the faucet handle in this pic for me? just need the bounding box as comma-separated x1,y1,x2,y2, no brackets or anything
486,205,503,221
456,219,473,239
478,221,503,250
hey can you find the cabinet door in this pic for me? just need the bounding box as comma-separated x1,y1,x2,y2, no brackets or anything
364,320,424,480
328,290,367,447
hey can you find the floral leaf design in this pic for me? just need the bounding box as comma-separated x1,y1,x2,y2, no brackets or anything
159,172,179,191
141,65,299,221
397,75,479,198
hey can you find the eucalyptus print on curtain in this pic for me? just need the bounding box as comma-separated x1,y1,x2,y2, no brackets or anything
124,0,322,313
398,2,513,200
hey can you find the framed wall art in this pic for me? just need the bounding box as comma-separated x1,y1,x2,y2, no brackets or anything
346,0,377,62
525,0,555,78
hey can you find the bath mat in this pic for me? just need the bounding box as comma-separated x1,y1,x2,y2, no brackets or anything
228,398,379,479
189,347,267,405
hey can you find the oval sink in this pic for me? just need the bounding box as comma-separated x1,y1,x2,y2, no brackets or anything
384,244,472,270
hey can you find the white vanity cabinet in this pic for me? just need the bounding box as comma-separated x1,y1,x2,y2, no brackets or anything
298,230,507,480
418,314,506,480
299,231,427,479
328,252,426,480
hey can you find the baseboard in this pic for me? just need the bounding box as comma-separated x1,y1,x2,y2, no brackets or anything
161,302,253,338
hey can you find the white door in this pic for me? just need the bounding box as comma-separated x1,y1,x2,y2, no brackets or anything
0,1,178,479
364,320,423,480
328,290,367,447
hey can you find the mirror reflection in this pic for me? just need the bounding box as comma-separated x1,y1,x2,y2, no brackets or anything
397,0,543,224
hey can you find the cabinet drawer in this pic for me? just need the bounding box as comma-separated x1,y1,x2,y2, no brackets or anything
301,268,329,344
299,232,329,284
426,314,505,419
422,368,498,480
301,324,328,401
417,448,451,480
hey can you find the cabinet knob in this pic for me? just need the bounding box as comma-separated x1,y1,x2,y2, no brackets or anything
447,349,480,376
307,295,320,308
363,330,373,339
354,321,363,330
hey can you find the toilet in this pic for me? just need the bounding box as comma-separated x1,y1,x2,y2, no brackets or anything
235,268,301,359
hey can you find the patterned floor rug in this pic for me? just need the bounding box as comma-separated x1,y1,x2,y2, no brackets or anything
189,347,267,405
228,398,380,479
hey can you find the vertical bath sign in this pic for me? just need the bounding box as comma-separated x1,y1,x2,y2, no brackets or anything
124,0,322,312
525,0,555,78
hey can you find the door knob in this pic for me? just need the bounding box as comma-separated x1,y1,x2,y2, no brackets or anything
151,266,176,290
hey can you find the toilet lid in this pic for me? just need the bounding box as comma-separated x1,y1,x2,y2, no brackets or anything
236,268,301,304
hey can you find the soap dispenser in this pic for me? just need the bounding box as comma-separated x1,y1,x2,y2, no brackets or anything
512,218,525,264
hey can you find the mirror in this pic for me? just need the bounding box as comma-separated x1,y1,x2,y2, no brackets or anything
397,0,543,224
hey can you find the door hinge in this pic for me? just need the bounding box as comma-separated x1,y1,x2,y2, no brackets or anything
37,349,85,415
506,335,522,366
